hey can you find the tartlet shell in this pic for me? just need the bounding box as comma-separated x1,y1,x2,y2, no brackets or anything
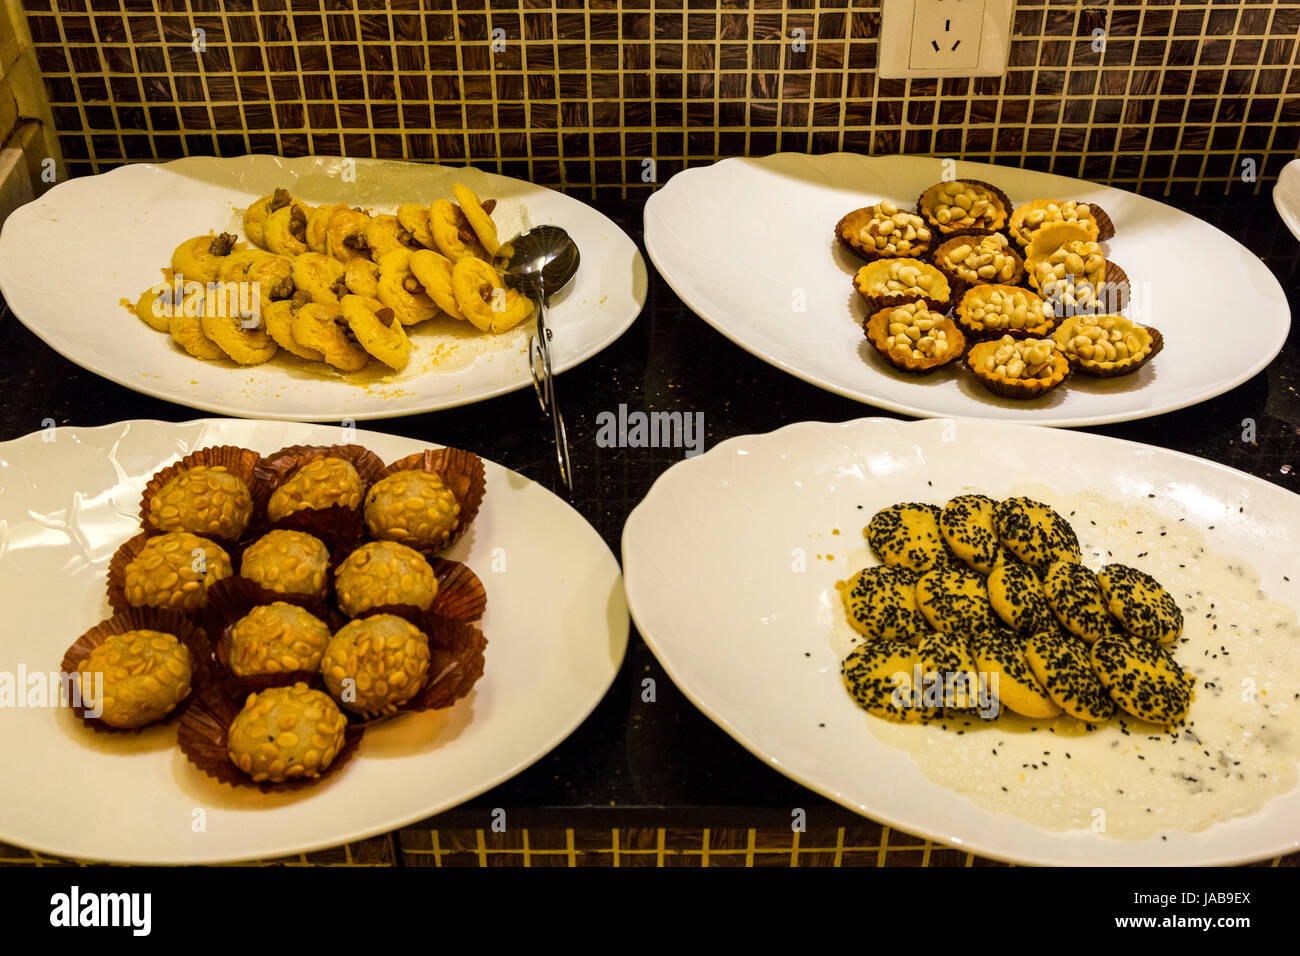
1010,199,1116,248
954,284,1055,340
1070,325,1164,378
964,342,1072,399
932,234,1026,289
852,259,956,315
835,204,933,262
864,307,967,373
916,179,1013,238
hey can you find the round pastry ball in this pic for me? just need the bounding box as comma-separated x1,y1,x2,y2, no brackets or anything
123,532,233,613
147,465,254,539
334,540,438,617
322,614,432,716
226,682,348,783
77,629,193,728
267,457,364,522
240,529,330,600
228,602,332,677
364,470,461,551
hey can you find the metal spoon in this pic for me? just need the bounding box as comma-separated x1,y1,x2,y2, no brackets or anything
500,225,581,492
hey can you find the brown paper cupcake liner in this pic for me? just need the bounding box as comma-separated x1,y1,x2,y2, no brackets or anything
177,676,364,793
373,447,487,550
1092,204,1117,242
60,607,217,734
916,179,1014,239
200,575,336,681
341,612,486,727
350,557,486,628
137,445,268,546
255,442,388,490
106,529,238,619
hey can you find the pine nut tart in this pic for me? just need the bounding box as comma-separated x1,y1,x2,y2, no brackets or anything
915,178,1012,238
864,302,965,373
955,283,1055,340
1052,314,1164,378
933,232,1025,288
852,257,953,314
835,201,934,262
965,334,1071,399
1009,198,1116,249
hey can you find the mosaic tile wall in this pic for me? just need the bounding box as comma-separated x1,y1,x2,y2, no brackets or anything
18,0,1300,199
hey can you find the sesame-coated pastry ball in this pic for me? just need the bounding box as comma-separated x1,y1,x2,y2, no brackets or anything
77,629,194,728
267,457,365,522
322,614,432,716
334,540,438,617
239,529,330,600
147,465,254,539
123,532,233,613
364,470,460,552
226,683,347,783
228,603,331,677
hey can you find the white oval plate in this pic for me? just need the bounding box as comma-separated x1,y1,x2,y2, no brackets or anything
644,153,1291,427
1274,158,1300,241
622,417,1300,865
0,156,647,421
0,419,628,864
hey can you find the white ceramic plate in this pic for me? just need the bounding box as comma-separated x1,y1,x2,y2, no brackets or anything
0,156,647,421
622,417,1300,865
644,153,1291,427
1274,158,1300,241
0,419,628,864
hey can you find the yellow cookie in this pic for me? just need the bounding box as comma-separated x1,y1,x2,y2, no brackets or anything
168,310,226,360
200,311,278,366
243,188,292,248
1097,564,1184,645
429,198,488,261
365,213,419,260
994,496,1081,570
134,286,172,332
987,562,1055,634
939,494,1007,576
326,207,373,263
305,202,341,253
290,302,369,371
841,640,936,724
409,249,464,320
1025,628,1115,723
865,503,951,574
916,630,982,711
263,298,324,361
838,566,931,644
397,203,436,248
1091,630,1194,726
1042,560,1121,644
344,258,381,297
171,233,237,283
341,294,411,371
451,256,535,333
915,564,999,636
292,252,347,304
377,268,439,326
263,201,310,257
969,628,1061,719
452,183,505,256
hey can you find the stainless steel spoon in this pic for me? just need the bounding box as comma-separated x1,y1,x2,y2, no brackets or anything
500,225,581,492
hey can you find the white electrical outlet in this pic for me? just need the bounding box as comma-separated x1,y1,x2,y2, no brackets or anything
879,0,1014,79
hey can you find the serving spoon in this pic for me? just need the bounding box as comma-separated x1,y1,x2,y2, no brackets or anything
500,225,581,492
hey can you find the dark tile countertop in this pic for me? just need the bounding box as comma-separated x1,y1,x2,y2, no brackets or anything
0,190,1297,825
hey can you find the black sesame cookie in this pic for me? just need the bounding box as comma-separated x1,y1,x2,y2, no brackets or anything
938,494,1007,576
865,503,952,575
917,630,981,711
987,562,1055,634
969,627,1061,719
1042,560,1121,644
1097,564,1184,645
841,640,937,724
839,566,932,644
1025,628,1115,723
1091,630,1194,726
915,565,1000,636
994,497,1081,571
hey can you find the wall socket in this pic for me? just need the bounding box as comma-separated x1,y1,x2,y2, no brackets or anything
879,0,1014,79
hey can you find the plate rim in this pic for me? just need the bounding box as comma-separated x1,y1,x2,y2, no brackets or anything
644,152,1293,428
621,415,1300,866
0,416,630,864
0,155,648,422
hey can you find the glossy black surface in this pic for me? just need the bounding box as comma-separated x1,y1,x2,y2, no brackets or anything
1,191,1297,816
